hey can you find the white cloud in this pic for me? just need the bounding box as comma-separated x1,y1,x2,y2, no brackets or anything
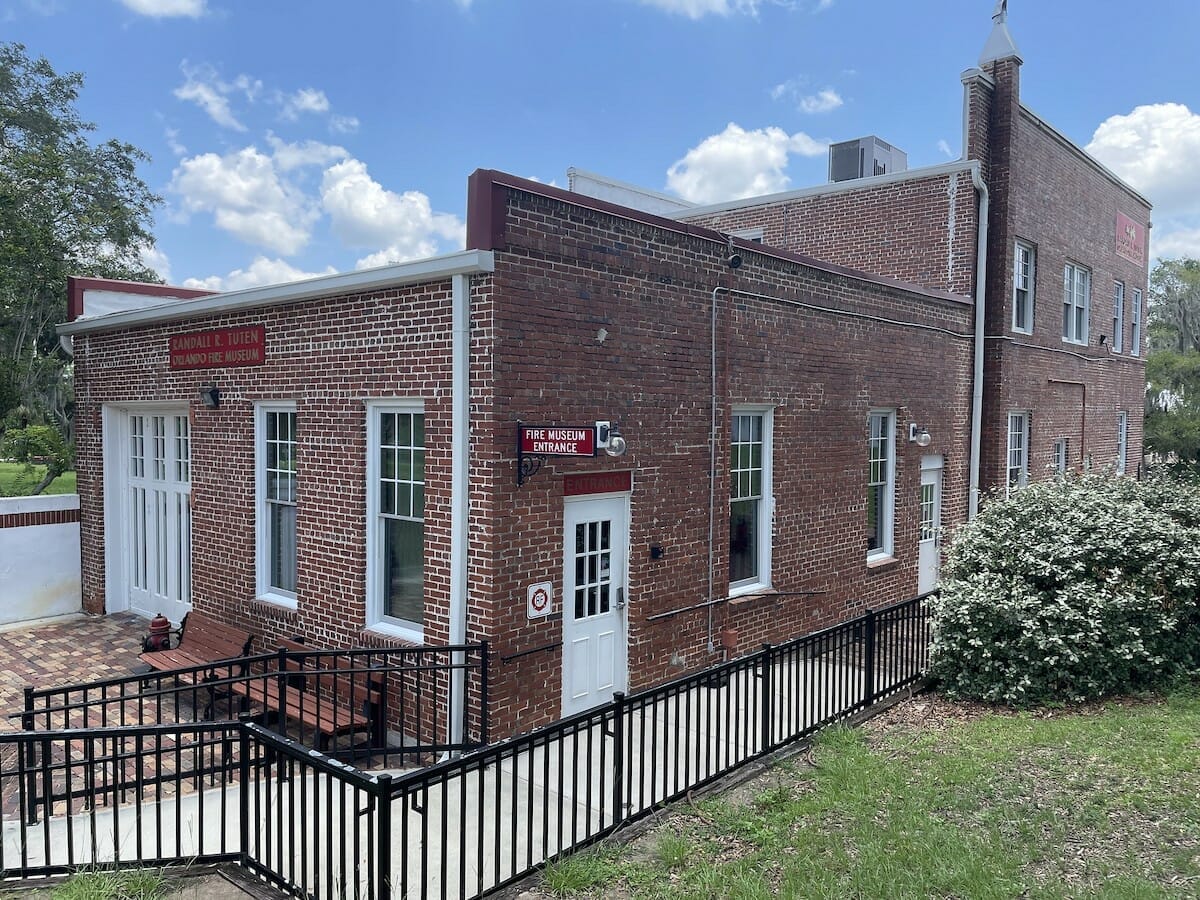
666,123,827,204
164,127,187,157
639,0,759,18
280,88,330,121
139,245,172,282
330,114,360,135
173,63,261,131
1085,103,1200,219
118,0,206,17
265,134,349,172
1152,227,1200,261
182,256,338,293
169,147,316,254
798,88,842,114
321,159,465,266
937,139,955,158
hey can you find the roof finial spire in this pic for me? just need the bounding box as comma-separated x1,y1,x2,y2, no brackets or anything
980,0,1021,65
992,0,1007,24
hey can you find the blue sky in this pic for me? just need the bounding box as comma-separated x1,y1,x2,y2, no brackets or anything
4,0,1199,291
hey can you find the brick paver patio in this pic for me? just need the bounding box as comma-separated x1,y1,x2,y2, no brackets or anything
0,613,146,732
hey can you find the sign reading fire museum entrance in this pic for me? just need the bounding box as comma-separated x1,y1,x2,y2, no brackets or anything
519,425,597,456
169,325,266,370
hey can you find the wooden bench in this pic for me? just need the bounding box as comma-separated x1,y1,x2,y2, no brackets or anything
231,638,387,751
139,610,256,674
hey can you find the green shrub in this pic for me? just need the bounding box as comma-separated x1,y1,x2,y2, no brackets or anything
929,474,1200,704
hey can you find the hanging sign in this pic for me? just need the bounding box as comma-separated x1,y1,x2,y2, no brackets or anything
527,582,554,619
519,425,597,457
169,325,266,370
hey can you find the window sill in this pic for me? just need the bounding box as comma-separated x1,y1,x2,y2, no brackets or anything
364,621,424,645
1061,338,1088,348
1011,327,1032,336
728,586,777,606
866,555,898,571
254,591,297,611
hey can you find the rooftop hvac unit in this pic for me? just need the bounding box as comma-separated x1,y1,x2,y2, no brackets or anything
828,136,908,183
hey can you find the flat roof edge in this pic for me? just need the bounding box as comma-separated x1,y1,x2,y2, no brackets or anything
58,250,496,336
674,160,978,219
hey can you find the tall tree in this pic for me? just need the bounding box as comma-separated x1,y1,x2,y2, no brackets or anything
0,42,162,433
1145,257,1200,465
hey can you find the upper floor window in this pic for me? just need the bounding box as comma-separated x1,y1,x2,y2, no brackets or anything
256,403,297,605
367,402,425,639
730,407,772,593
1007,412,1029,498
1013,241,1035,334
1131,288,1143,357
1117,412,1128,475
1062,263,1090,345
867,410,896,561
1112,282,1125,352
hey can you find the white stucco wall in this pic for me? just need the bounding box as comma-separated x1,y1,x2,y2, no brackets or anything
0,494,82,627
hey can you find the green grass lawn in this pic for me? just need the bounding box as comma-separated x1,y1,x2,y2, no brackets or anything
542,690,1200,899
0,461,76,496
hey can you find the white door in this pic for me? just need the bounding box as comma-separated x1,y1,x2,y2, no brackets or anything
562,496,629,717
125,410,192,623
918,459,943,595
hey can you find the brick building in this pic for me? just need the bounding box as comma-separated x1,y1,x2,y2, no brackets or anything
59,11,1148,739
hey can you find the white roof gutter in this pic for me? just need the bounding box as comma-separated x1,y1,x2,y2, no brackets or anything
58,250,496,337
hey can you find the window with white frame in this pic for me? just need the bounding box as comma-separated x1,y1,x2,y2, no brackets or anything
256,404,297,604
867,410,896,560
1062,263,1090,345
1117,412,1128,475
367,403,425,636
1112,281,1125,352
1052,438,1068,475
1007,412,1029,497
730,407,772,592
1131,288,1142,356
1013,241,1035,333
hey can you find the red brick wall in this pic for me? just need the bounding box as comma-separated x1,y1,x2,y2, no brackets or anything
680,166,979,297
974,58,1149,493
474,178,974,736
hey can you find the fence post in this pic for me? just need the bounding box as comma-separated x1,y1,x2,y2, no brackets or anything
611,692,626,827
479,640,490,747
376,773,393,900
760,644,773,753
238,725,250,864
22,686,38,825
862,608,876,708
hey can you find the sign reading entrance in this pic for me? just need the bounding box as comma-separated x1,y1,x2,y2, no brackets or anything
519,425,597,457
169,325,266,370
527,581,554,619
564,471,633,497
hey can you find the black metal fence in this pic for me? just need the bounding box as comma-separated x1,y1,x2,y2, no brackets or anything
17,642,489,764
0,595,930,898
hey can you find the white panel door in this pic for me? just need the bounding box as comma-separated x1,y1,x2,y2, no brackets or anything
126,411,192,624
562,496,629,717
918,462,943,595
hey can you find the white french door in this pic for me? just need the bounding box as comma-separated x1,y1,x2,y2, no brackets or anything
918,458,943,595
562,495,629,717
122,410,192,623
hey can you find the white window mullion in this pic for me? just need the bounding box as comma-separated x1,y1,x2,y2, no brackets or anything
255,402,298,606
867,410,896,560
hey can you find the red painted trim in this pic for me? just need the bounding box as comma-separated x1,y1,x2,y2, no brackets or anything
0,507,81,529
564,471,633,497
463,169,971,308
67,276,214,322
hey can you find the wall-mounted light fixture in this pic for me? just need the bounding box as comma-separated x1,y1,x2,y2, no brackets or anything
199,385,221,409
605,426,627,458
908,424,932,447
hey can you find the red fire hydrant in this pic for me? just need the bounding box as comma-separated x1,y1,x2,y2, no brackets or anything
143,613,173,652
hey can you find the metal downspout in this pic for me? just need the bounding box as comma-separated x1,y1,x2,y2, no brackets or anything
968,162,989,519
448,273,470,755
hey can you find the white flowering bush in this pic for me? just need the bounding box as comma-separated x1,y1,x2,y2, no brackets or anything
929,474,1200,704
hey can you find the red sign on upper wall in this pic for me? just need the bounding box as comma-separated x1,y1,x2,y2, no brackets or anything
1115,212,1146,266
169,325,266,369
519,425,597,457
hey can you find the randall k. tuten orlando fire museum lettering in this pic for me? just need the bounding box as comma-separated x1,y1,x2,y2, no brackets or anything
169,326,266,370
